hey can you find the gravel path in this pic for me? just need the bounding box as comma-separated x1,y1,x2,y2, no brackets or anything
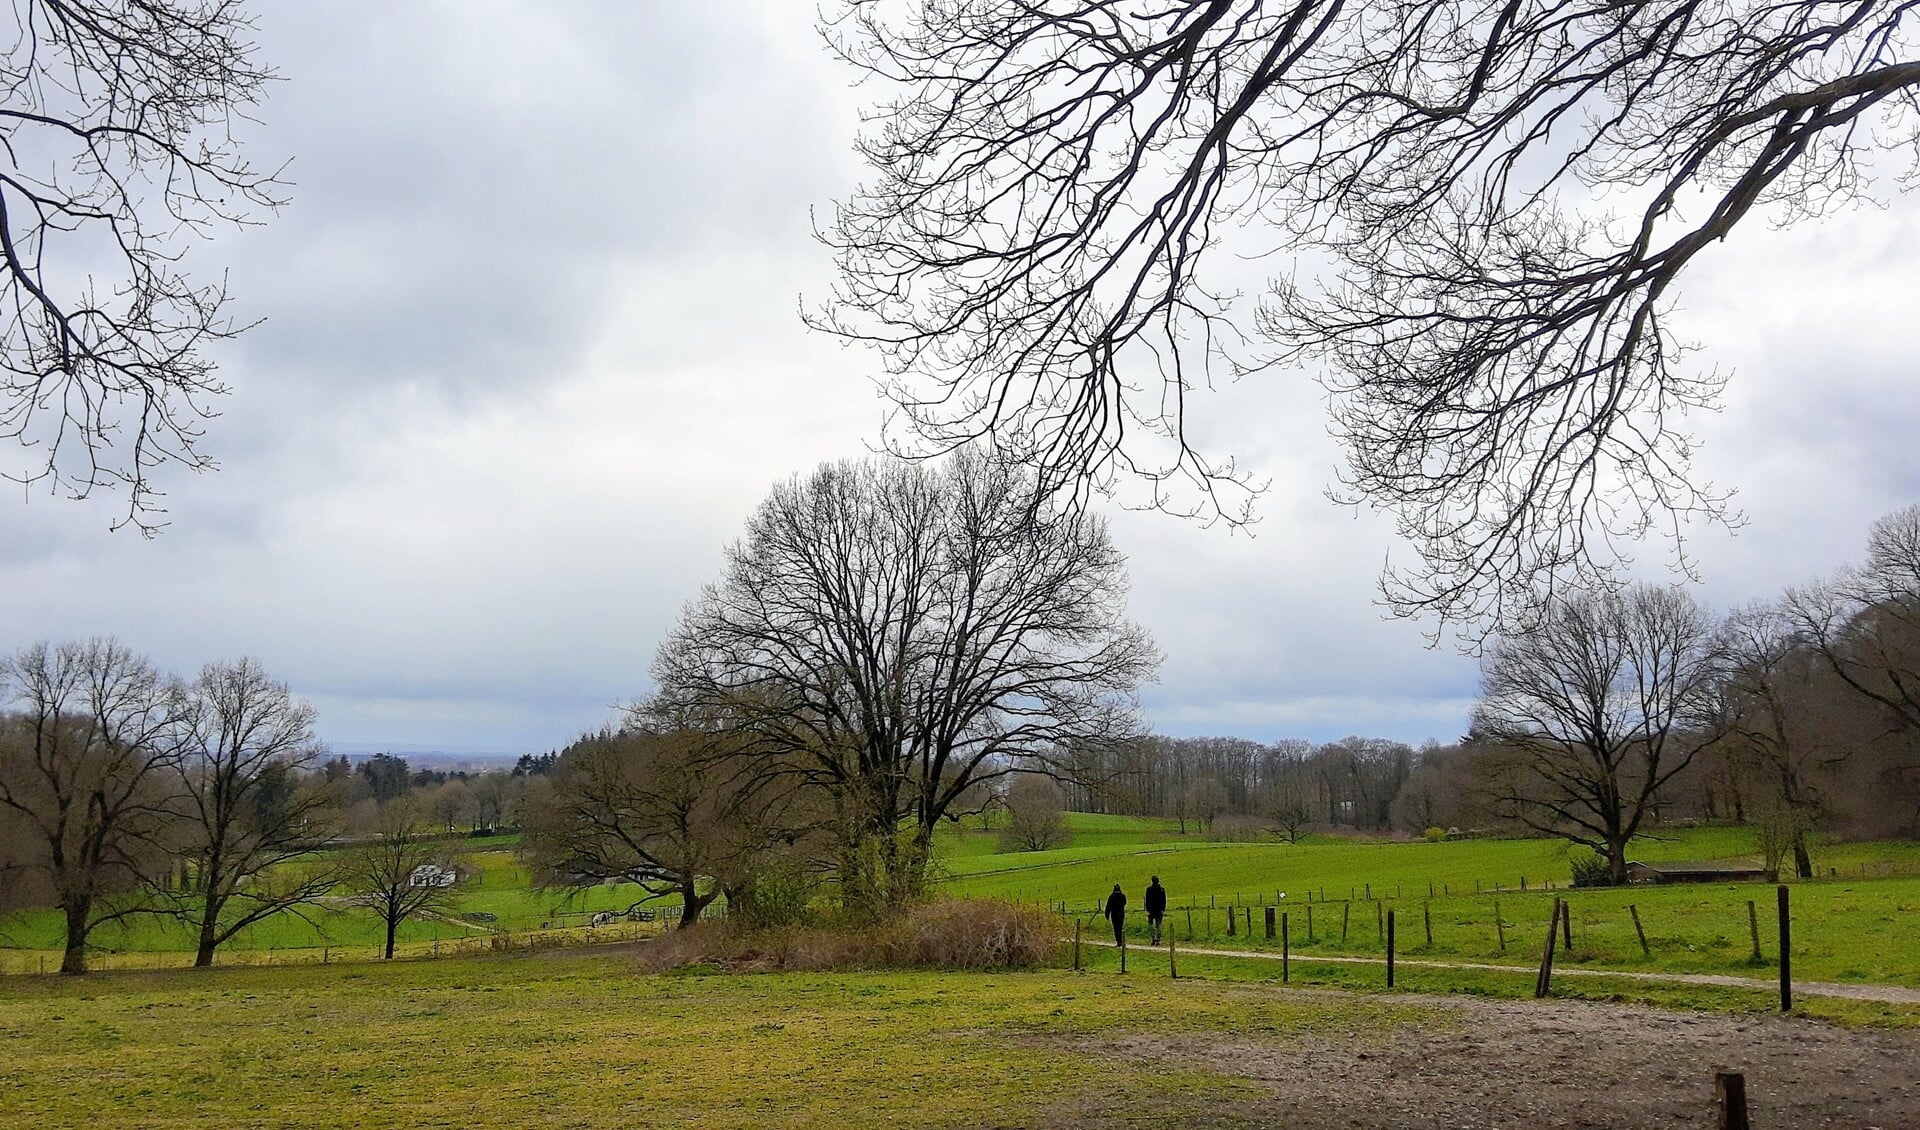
1056,988,1920,1128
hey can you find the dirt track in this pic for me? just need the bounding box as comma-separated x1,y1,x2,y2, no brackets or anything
1062,988,1920,1128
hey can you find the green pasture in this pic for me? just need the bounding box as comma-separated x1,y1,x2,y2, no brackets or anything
0,950,1443,1128
942,819,1920,989
0,844,681,971
5,816,1918,993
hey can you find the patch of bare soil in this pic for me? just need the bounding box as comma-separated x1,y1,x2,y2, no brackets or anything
1050,990,1920,1128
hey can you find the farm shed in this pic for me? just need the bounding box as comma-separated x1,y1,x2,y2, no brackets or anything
1625,860,1772,885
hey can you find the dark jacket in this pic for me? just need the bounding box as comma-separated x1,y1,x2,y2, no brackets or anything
1145,880,1167,918
1104,888,1127,923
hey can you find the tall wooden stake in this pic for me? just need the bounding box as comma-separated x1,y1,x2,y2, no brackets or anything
1073,917,1082,972
1747,899,1761,962
1778,884,1792,1012
1281,911,1290,983
1630,904,1650,956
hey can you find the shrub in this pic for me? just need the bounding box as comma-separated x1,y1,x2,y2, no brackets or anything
1568,848,1613,887
629,899,1061,974
876,899,1060,969
1423,826,1449,843
734,859,820,931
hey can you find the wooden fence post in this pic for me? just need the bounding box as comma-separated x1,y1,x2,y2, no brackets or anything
1341,901,1350,942
1264,906,1276,940
1168,933,1176,980
1716,1071,1750,1130
1777,885,1792,1012
1535,899,1562,998
1386,910,1396,988
1423,901,1433,948
1630,904,1650,956
1186,908,1194,941
1375,900,1384,940
1245,905,1253,936
1560,899,1573,953
1226,904,1236,937
1494,900,1506,953
1306,903,1315,941
1073,917,1082,972
1747,900,1761,963
1120,933,1127,975
1281,912,1290,983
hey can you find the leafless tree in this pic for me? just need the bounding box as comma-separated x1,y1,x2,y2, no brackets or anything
0,639,186,972
0,1,284,529
340,801,460,960
520,721,808,929
818,1,1920,628
655,449,1158,911
1474,584,1725,882
1790,503,1920,733
1716,602,1830,877
172,657,334,967
998,773,1071,852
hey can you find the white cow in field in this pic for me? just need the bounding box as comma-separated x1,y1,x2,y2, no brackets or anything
590,910,617,927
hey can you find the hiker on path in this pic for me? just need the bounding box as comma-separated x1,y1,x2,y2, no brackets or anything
1104,883,1127,947
1145,876,1167,945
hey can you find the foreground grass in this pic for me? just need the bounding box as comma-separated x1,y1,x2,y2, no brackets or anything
0,950,1442,1129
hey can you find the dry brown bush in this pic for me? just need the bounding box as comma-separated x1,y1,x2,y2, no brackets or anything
628,899,1062,974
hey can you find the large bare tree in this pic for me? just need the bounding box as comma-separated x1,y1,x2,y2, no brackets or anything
655,449,1158,910
1717,601,1832,878
817,1,1920,627
1474,584,1725,882
0,639,186,972
172,657,334,967
1,1,282,529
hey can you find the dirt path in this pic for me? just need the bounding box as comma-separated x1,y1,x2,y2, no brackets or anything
1099,941,1920,1004
1052,988,1920,1128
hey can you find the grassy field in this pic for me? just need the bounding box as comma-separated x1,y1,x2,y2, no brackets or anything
0,949,1444,1128
6,817,1919,993
939,818,1920,989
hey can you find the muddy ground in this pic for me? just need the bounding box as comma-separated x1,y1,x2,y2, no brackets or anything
1053,990,1920,1128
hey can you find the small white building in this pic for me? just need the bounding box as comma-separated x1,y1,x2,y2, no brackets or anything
409,863,458,888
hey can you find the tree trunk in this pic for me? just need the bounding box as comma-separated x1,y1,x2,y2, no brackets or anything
1793,833,1813,881
194,914,220,968
1606,834,1631,885
59,897,90,975
384,914,398,960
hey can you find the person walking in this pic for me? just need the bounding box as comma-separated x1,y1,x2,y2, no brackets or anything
1103,883,1127,948
1145,875,1167,945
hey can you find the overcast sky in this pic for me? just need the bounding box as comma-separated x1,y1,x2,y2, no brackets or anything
3,3,1916,756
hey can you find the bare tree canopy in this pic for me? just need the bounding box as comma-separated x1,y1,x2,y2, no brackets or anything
817,0,1920,627
521,723,806,929
172,656,333,967
1474,584,1724,881
1789,502,1920,732
655,449,1157,909
1,0,281,530
340,801,459,960
0,638,186,972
